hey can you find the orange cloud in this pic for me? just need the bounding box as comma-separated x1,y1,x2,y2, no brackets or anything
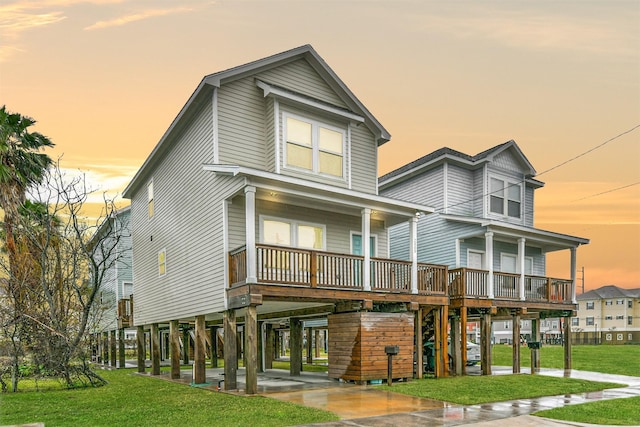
83,6,194,30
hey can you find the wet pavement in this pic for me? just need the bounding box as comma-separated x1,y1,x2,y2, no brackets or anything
140,365,640,426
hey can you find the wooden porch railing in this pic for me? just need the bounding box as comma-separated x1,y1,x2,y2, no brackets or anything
117,296,133,329
228,244,447,295
449,268,573,304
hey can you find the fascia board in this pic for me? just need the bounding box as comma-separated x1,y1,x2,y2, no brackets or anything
203,164,433,216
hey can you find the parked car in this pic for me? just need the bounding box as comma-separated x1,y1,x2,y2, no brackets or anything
423,341,481,371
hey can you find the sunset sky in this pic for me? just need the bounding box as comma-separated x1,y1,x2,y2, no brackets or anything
1,1,638,291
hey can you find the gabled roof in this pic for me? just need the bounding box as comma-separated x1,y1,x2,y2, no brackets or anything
124,45,389,198
379,140,540,189
577,285,640,300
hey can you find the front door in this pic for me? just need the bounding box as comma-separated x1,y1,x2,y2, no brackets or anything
351,234,376,287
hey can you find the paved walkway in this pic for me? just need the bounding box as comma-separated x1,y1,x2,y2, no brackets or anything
139,364,640,426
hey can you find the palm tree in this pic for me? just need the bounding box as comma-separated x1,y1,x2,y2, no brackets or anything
0,105,54,391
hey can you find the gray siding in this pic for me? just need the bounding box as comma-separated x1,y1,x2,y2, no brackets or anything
349,124,377,194
381,167,444,209
525,185,534,227
472,168,484,217
217,76,266,169
258,59,347,107
446,164,474,216
130,100,249,325
493,150,523,173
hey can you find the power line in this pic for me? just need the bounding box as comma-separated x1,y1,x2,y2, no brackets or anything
537,124,640,177
573,181,640,202
434,124,640,214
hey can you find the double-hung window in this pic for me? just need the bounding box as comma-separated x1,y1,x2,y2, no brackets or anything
284,114,345,178
262,217,325,250
490,178,521,218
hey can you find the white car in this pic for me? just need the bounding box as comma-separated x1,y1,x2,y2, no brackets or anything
465,341,481,366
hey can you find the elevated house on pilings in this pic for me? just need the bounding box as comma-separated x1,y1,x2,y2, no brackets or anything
88,206,134,368
122,45,451,393
379,141,589,375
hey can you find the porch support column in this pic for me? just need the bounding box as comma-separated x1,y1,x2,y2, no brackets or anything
460,307,468,374
118,328,126,369
110,330,117,367
451,312,462,376
531,317,541,374
223,310,238,390
485,232,494,299
170,320,181,379
194,315,206,384
480,311,492,376
414,307,423,379
564,316,572,372
136,325,145,373
570,247,577,304
434,307,442,378
245,186,257,284
182,325,190,365
290,318,303,376
265,324,274,369
410,215,419,294
512,311,521,374
362,208,371,291
210,327,218,368
305,327,313,364
518,238,526,301
245,305,258,394
441,305,449,377
151,323,160,376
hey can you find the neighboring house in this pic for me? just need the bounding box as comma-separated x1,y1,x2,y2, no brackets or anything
123,45,446,392
573,285,640,344
89,206,133,367
379,141,589,373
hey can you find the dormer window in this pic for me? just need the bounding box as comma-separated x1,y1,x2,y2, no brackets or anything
284,113,345,178
490,178,521,218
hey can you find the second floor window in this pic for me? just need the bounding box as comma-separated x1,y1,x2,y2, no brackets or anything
490,178,521,218
586,302,594,310
284,114,344,178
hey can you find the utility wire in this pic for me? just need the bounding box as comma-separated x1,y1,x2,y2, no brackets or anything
572,181,640,202
433,124,640,214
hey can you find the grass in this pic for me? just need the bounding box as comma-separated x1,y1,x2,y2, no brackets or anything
492,344,640,376
0,368,339,427
382,374,621,405
535,396,640,426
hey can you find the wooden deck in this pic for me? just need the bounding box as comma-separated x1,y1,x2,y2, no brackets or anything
229,244,448,296
448,267,573,306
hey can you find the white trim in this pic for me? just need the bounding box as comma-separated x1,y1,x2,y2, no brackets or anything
362,208,371,291
347,123,352,190
349,231,378,257
212,87,219,163
202,164,434,216
274,99,280,174
488,174,523,221
467,249,485,269
259,214,327,250
256,80,365,123
223,199,230,309
281,111,347,181
443,162,448,214
245,186,257,283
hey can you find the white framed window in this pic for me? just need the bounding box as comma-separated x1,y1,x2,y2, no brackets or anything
123,282,133,298
571,318,579,326
467,250,485,269
629,317,633,326
260,216,325,250
586,302,594,310
616,299,624,305
500,253,533,274
605,300,613,306
489,177,521,218
158,249,166,276
605,315,613,320
586,317,594,326
616,315,624,320
147,180,154,218
628,300,633,308
283,112,345,179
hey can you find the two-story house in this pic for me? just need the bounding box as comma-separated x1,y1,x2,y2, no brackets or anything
123,45,451,393
574,285,640,344
89,206,133,368
379,141,589,374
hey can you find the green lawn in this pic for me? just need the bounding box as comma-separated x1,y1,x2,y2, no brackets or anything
535,396,640,426
0,369,339,427
383,374,621,405
491,344,640,376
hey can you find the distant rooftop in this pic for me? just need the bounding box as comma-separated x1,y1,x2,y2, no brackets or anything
577,284,640,300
